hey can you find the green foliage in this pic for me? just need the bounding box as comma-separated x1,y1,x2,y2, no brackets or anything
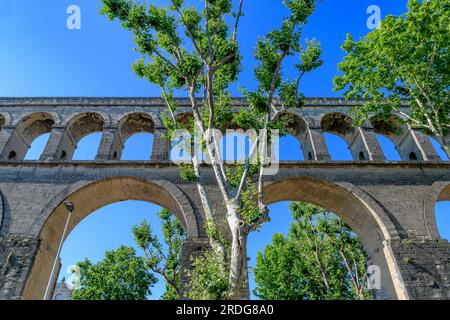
71,246,157,300
253,202,372,300
179,163,199,182
334,0,449,148
132,208,186,300
186,250,230,300
71,209,185,300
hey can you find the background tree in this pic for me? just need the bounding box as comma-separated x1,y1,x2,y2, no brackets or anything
100,0,322,299
132,208,186,300
71,246,157,300
253,202,371,300
334,0,449,156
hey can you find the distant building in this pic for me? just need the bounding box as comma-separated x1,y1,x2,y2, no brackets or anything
52,278,73,300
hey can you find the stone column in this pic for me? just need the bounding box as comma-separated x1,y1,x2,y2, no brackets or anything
395,127,439,161
179,238,211,299
151,126,170,161
348,128,386,161
387,238,450,300
0,234,40,300
302,128,331,161
95,127,122,161
412,131,441,161
0,127,29,161
39,127,67,161
0,126,15,160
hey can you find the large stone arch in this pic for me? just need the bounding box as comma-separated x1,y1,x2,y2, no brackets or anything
423,173,450,239
22,175,199,299
264,176,407,299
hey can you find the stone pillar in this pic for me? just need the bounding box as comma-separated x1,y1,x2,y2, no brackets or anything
388,238,450,300
151,126,170,161
395,127,439,161
0,126,14,160
179,238,211,299
95,127,122,161
40,127,77,162
302,128,331,161
412,131,441,161
0,127,29,161
348,128,386,161
0,234,40,300
40,127,67,161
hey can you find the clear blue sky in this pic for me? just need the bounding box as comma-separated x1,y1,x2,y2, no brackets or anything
1,0,449,299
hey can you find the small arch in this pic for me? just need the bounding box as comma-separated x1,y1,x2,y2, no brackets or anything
281,113,308,160
371,115,404,137
435,201,450,241
359,151,366,160
118,112,155,141
321,112,355,140
121,133,154,160
423,176,450,239
376,134,401,160
370,115,420,161
433,183,450,241
65,113,105,161
66,112,105,143
321,113,355,160
175,112,194,130
285,113,309,138
409,152,418,161
0,114,5,129
323,133,353,160
1,112,55,161
275,134,304,161
72,133,103,160
24,133,51,160
117,113,155,160
427,136,449,161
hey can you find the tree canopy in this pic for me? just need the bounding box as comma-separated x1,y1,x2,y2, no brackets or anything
253,202,371,300
71,246,157,300
132,208,186,300
334,0,449,156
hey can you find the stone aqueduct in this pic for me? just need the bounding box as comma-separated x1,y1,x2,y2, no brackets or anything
0,97,449,300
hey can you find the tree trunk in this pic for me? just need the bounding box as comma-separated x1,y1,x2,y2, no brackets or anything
229,228,249,300
227,206,250,300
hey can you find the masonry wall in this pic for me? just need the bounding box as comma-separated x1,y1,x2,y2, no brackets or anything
0,98,449,300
